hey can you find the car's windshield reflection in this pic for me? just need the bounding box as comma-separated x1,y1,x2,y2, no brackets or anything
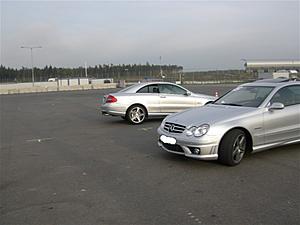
214,86,274,107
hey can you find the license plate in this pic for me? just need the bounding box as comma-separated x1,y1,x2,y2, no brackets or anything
160,135,176,145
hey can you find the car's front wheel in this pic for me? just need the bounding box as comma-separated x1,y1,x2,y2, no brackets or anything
126,105,147,124
218,129,247,166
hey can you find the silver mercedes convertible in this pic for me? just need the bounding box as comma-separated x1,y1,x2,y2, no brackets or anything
158,79,300,166
101,82,215,124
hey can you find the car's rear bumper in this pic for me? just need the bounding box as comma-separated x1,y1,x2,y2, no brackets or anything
101,110,125,116
101,104,126,117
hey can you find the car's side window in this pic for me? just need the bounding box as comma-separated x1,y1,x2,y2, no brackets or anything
270,85,300,107
149,85,159,93
137,86,148,93
159,84,186,95
137,84,159,93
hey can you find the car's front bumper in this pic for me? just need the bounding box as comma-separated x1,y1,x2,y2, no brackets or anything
157,126,219,160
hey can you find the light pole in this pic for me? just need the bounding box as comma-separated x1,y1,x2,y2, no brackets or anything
159,56,163,78
84,62,88,78
124,68,129,80
21,46,42,86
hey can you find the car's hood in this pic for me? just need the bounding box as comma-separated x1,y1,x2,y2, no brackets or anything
165,104,257,127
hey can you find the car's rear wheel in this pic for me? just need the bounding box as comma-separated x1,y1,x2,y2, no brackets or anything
126,105,147,124
218,129,247,166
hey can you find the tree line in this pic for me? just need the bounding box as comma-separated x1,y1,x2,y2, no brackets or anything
0,64,183,83
0,64,255,83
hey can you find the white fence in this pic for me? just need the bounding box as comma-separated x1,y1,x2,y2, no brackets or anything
0,79,116,95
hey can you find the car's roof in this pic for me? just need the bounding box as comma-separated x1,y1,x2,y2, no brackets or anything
119,81,184,93
135,81,179,87
242,78,300,88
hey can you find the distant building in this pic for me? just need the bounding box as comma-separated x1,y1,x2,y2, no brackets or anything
244,60,300,79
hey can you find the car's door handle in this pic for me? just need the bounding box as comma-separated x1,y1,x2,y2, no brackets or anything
160,96,166,98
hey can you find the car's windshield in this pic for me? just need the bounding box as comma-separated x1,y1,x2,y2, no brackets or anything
214,86,274,108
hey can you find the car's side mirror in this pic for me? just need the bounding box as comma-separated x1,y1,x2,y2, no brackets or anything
268,102,285,111
185,91,191,96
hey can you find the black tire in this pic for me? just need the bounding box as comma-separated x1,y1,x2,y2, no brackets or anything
126,105,147,124
218,129,247,166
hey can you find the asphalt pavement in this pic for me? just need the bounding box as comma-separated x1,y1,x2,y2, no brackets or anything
0,84,299,225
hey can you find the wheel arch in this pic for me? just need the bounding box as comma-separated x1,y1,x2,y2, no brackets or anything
219,127,253,153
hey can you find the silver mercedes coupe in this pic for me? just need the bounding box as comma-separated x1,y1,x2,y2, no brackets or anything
101,82,215,124
157,79,300,166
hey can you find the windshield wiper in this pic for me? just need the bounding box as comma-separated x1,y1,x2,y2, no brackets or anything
220,103,242,106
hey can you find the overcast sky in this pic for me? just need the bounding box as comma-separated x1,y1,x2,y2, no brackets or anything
1,0,299,70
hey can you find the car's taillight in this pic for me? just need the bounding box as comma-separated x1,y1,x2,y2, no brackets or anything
106,95,117,103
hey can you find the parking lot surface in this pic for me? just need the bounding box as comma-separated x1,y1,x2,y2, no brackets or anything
0,84,299,225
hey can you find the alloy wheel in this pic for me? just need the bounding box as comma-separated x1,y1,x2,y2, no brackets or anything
129,106,145,124
232,134,246,163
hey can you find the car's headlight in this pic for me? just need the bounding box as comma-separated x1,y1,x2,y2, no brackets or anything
186,124,210,137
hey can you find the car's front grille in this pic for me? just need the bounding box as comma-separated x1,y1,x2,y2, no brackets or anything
161,142,184,153
164,122,186,133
